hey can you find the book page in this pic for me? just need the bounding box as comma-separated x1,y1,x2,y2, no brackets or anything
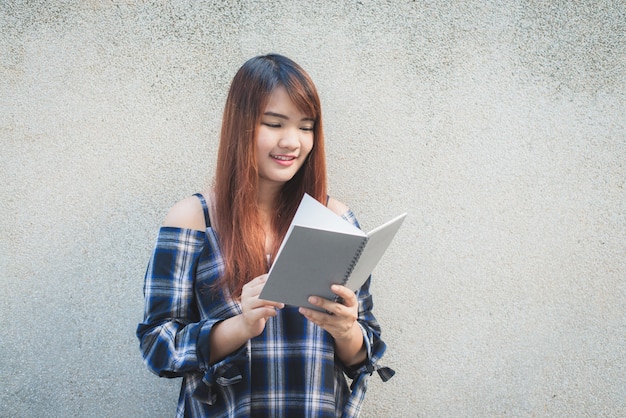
292,194,364,235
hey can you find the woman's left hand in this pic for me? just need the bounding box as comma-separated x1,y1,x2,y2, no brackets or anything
300,284,367,366
298,284,358,341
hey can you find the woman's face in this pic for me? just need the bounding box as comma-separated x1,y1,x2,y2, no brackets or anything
256,85,314,188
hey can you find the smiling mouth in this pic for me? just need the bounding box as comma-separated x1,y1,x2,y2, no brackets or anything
271,155,297,161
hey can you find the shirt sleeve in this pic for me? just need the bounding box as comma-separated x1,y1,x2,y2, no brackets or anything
136,227,222,378
343,274,394,382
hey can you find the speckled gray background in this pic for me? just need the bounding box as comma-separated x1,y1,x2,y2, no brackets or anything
1,1,624,417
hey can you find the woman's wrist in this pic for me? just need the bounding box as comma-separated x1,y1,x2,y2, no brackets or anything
334,320,359,343
334,321,366,366
209,315,253,364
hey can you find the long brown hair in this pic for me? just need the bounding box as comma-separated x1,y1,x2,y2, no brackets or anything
213,54,327,297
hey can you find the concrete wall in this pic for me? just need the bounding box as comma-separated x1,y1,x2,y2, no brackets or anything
1,1,624,416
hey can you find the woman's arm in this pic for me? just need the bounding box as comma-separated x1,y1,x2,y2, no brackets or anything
136,225,213,376
140,197,283,369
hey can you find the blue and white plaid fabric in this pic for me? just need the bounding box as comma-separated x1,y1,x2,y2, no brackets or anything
137,206,393,417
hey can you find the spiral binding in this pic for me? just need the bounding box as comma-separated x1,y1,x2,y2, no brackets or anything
331,237,369,306
343,238,368,284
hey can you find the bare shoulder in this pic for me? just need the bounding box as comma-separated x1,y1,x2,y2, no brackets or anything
162,195,206,231
327,196,350,217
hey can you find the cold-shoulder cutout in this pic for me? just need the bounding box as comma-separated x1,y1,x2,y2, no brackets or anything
327,196,350,217
162,195,207,232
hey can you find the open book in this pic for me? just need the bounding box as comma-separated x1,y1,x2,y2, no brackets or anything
260,193,406,311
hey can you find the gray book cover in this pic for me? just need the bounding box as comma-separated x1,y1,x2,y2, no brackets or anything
260,194,406,311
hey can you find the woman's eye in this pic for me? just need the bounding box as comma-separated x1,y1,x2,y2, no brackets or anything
301,126,314,132
263,122,281,128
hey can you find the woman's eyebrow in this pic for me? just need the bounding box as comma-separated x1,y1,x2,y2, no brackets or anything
264,111,315,122
263,111,288,119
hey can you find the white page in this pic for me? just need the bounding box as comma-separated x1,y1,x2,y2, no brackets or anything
292,194,364,236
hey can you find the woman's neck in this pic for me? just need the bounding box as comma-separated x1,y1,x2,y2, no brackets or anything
256,182,282,217
257,182,282,255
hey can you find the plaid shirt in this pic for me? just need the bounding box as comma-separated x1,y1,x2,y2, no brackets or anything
136,205,393,417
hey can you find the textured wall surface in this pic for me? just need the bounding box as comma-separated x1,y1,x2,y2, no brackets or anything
1,1,624,417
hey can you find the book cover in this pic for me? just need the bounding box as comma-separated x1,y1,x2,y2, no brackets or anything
260,194,406,311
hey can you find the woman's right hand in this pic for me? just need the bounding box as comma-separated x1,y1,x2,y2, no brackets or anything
209,274,283,364
239,274,284,338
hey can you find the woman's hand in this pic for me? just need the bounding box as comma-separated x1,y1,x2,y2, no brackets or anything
298,284,358,339
239,274,285,338
298,284,366,366
209,274,283,364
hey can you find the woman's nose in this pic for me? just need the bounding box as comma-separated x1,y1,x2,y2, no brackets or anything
278,127,300,149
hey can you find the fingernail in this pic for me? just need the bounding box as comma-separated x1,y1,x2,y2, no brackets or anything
308,296,318,304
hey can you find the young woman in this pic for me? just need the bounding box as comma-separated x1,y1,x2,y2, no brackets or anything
137,54,393,417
